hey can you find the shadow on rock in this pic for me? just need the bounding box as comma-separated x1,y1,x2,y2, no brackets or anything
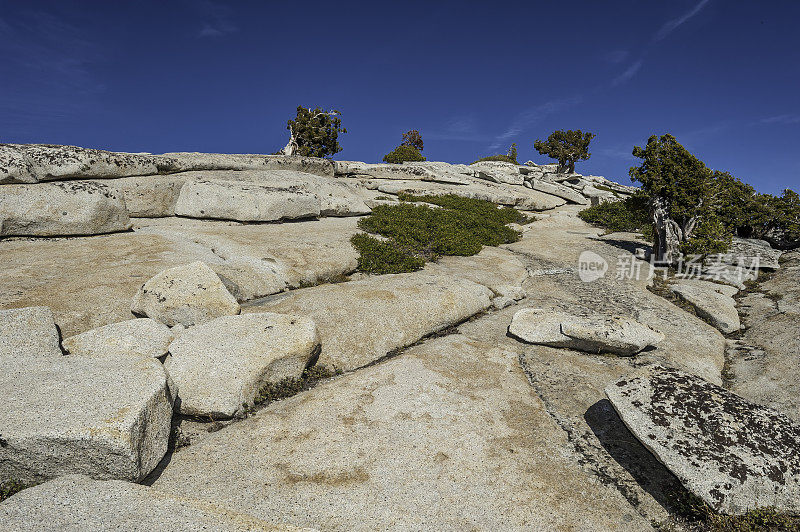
584,399,683,513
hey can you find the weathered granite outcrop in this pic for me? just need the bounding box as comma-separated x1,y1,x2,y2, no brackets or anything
668,280,741,334
153,334,650,531
0,144,160,184
131,261,241,327
174,178,321,222
0,355,172,484
159,152,335,177
166,313,319,418
0,217,361,337
63,318,174,360
174,170,370,220
334,161,469,184
245,273,493,371
508,307,664,356
607,365,800,515
727,251,800,422
0,181,131,237
0,306,62,358
0,475,306,531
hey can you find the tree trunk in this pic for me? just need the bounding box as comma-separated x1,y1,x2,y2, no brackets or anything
651,197,682,264
281,128,298,156
568,160,575,173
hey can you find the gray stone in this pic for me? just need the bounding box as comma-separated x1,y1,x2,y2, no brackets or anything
174,178,321,222
0,475,305,531
334,161,468,184
0,144,161,183
0,355,172,484
0,306,61,358
158,152,334,178
527,178,589,204
0,181,131,237
727,237,783,270
131,261,240,327
153,334,649,531
0,217,359,337
0,145,36,184
422,246,529,299
474,169,524,186
375,179,566,211
184,169,369,217
669,281,741,334
245,273,493,371
727,254,800,421
108,174,187,217
607,365,800,515
63,318,174,359
165,313,319,418
508,308,664,356
210,257,288,302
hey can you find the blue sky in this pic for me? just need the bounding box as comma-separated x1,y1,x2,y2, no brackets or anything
1,0,798,193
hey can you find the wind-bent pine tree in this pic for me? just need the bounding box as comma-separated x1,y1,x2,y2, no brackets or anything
281,106,346,158
533,130,595,173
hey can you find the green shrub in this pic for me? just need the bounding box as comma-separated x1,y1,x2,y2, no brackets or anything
473,143,519,165
680,216,732,256
351,233,425,274
254,365,341,406
382,145,426,164
351,194,525,274
666,487,800,531
0,479,25,502
578,194,651,235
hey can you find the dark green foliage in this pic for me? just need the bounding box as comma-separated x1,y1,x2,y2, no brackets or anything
286,106,346,158
473,143,519,165
399,192,529,225
749,189,800,247
351,233,425,274
714,171,759,233
254,365,342,406
630,134,714,223
630,133,800,256
0,479,25,502
401,129,424,151
630,134,734,257
578,194,652,235
680,216,732,256
666,487,800,531
351,194,525,274
382,144,426,164
534,130,594,173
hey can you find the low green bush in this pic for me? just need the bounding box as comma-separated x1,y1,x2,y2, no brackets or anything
472,154,518,165
351,233,425,274
351,193,525,274
254,365,341,406
382,145,426,164
578,194,651,235
0,479,25,502
473,143,519,165
665,487,800,531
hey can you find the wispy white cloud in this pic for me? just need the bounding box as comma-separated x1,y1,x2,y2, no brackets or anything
488,97,583,151
0,11,104,93
654,0,711,41
426,114,492,142
760,114,800,125
194,0,239,38
603,50,630,64
611,60,644,87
